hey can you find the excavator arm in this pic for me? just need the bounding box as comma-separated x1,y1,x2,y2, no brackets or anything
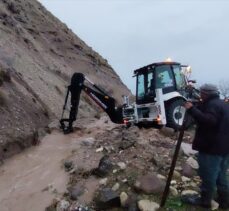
60,73,123,134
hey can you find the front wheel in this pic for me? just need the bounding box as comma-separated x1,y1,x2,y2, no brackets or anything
166,100,192,130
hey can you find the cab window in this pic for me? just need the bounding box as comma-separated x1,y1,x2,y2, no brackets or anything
137,74,145,99
155,65,174,89
173,65,186,90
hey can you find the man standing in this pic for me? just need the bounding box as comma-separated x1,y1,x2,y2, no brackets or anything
184,84,229,209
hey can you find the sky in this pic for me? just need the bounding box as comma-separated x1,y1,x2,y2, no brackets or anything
39,0,229,93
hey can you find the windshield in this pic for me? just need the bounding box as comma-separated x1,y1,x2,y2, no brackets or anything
155,65,174,89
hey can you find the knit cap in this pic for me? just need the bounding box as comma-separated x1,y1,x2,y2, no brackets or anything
200,84,219,96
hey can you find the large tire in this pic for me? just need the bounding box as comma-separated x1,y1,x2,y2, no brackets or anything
166,99,192,130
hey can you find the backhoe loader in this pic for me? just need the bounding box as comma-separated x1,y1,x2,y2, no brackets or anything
60,60,200,134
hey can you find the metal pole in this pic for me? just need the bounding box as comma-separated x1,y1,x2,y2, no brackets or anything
160,112,187,207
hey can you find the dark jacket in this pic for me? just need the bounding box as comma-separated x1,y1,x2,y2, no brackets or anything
188,95,229,155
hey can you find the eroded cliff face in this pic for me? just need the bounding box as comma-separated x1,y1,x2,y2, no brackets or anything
0,0,131,159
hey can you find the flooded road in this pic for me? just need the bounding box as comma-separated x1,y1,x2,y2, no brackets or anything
0,131,82,211
0,117,115,211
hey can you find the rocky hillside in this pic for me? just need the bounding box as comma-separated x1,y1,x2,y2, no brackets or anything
0,0,131,160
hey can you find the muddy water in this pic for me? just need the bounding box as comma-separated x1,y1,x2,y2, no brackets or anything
0,131,82,211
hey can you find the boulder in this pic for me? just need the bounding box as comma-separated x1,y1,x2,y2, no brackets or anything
94,188,120,210
92,155,113,177
138,200,160,211
170,186,178,196
112,183,120,191
181,190,199,196
99,178,108,186
181,176,191,182
181,143,198,156
182,162,197,178
186,157,199,169
119,138,136,150
64,160,74,172
120,192,128,207
134,174,165,194
81,137,95,146
117,162,127,170
172,170,181,180
69,184,85,200
211,200,219,210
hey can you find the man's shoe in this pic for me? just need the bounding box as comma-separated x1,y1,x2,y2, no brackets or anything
217,191,229,209
181,194,211,208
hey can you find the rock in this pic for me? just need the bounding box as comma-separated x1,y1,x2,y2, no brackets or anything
104,146,115,153
94,188,120,210
69,168,76,174
211,200,219,210
96,146,104,152
138,200,160,211
182,162,197,178
150,154,168,169
112,183,120,191
159,127,175,137
81,137,95,146
190,182,198,188
117,162,126,170
126,194,138,211
134,174,165,194
92,155,113,177
181,190,199,196
48,120,60,131
113,169,118,173
172,170,181,180
56,200,70,211
99,178,108,186
119,138,136,150
122,178,128,183
175,166,182,171
70,205,91,211
64,160,74,172
170,180,177,185
193,176,201,183
181,143,198,156
120,192,128,207
157,174,166,180
69,184,85,200
186,157,199,169
181,176,191,182
170,186,178,196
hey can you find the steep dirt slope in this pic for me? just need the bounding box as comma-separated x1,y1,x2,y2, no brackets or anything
0,0,131,160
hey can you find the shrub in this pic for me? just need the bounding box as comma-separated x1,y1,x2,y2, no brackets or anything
0,70,11,84
0,90,6,106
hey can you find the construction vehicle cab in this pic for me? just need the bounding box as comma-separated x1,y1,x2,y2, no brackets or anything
123,60,195,129
136,62,186,104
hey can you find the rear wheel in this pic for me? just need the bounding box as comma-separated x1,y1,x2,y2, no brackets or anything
166,99,192,130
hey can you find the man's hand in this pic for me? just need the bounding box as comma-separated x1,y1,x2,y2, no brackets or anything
184,101,193,109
